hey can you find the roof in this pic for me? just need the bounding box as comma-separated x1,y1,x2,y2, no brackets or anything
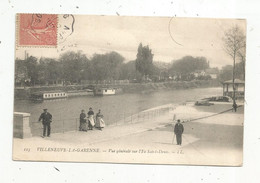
223,79,245,84
205,68,219,74
97,88,116,90
31,91,66,95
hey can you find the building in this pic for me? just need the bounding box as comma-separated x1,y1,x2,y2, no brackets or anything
193,70,206,78
222,79,245,99
205,68,219,79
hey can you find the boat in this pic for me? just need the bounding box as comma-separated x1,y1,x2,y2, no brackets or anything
30,91,68,100
94,88,116,96
67,89,94,97
203,96,232,102
195,100,214,106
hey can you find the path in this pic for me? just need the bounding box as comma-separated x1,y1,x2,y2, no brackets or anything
13,102,243,166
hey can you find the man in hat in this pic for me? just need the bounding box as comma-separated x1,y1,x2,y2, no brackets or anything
174,119,184,145
38,108,52,138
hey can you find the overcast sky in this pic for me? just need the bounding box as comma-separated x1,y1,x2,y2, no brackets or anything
16,15,246,68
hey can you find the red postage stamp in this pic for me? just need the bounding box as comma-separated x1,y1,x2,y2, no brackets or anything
18,14,58,47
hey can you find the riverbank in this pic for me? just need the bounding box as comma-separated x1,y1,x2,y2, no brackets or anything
13,102,243,166
14,80,221,99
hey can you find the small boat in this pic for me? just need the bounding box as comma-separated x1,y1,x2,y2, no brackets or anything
30,91,68,100
195,100,214,106
94,88,116,96
203,96,232,102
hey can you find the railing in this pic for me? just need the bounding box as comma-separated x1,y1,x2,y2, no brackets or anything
81,80,130,85
29,105,174,136
113,106,172,125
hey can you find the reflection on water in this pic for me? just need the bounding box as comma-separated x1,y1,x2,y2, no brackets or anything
14,87,222,132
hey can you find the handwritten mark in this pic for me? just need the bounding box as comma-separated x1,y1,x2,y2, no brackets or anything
54,166,60,172
168,16,183,46
116,12,120,16
58,14,75,44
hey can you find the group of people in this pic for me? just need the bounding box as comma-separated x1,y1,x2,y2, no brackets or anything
38,108,182,146
79,108,105,132
38,107,105,138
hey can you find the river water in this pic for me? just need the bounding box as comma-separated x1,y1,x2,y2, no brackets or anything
14,87,222,135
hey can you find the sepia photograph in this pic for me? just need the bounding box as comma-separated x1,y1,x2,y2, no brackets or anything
13,14,246,166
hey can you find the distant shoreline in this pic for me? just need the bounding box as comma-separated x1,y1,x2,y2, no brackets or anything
14,80,221,100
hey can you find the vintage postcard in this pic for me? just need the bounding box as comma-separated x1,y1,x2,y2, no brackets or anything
13,14,246,166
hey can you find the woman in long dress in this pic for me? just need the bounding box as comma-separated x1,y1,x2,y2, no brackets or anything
87,107,95,130
79,110,87,131
95,109,105,130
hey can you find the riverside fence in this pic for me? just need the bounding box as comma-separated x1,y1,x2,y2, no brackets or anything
26,105,174,136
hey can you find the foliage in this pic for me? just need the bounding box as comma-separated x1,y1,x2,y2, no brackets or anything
222,25,246,83
218,62,245,82
38,58,62,85
223,25,246,60
26,56,38,85
135,43,154,78
169,56,209,76
120,60,142,80
59,51,89,84
90,51,124,81
15,46,220,86
15,59,27,86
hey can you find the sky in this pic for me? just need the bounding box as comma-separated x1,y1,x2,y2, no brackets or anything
16,15,246,68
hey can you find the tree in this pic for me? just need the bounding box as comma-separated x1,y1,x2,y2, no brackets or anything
90,52,124,82
235,60,245,80
218,65,233,82
26,56,38,86
237,43,246,80
169,56,209,80
223,25,246,101
15,59,28,86
135,43,154,80
120,60,142,81
38,58,62,85
218,63,245,82
105,51,125,80
59,51,89,84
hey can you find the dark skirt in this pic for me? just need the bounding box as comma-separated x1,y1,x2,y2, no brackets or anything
79,122,88,131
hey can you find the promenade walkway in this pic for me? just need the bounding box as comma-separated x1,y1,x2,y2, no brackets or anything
13,102,243,165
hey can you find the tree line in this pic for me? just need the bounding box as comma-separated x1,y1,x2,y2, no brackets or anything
15,49,212,87
15,25,246,87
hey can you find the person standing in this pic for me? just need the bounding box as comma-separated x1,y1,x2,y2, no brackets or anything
174,119,184,145
87,107,95,130
95,109,105,130
232,101,238,112
79,110,87,131
38,108,52,138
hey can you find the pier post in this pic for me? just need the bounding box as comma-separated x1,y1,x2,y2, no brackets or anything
13,112,32,138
